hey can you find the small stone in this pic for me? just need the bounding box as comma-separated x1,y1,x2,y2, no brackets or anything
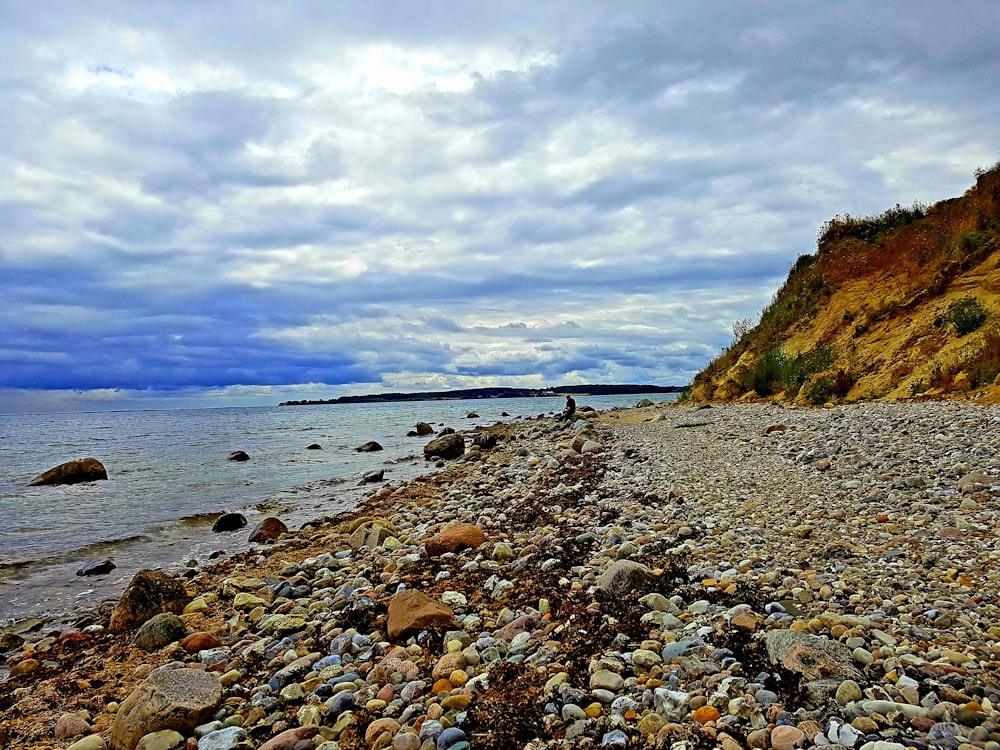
55,713,92,739
692,705,720,724
590,669,625,691
135,729,185,750
836,679,863,705
770,724,805,750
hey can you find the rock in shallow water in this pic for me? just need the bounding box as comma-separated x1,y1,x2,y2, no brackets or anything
29,457,107,486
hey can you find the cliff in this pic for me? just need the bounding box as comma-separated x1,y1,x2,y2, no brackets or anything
691,163,1000,404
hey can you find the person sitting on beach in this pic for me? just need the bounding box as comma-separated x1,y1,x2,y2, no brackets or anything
559,394,576,423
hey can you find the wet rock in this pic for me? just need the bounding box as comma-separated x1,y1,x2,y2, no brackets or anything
109,570,191,633
77,558,117,576
212,513,247,533
247,516,287,543
111,665,222,750
226,451,250,462
423,433,465,460
416,422,434,436
361,469,385,483
306,443,322,450
29,457,107,486
356,441,384,452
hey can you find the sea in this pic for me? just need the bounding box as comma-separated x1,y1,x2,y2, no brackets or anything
0,394,673,624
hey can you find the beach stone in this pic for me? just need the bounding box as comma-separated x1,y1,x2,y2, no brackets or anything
416,422,434,436
110,570,191,633
348,518,398,551
590,670,625,691
135,729,184,750
181,632,220,653
763,630,861,682
356,441,384,452
393,733,421,750
212,513,246,533
197,726,251,750
134,613,188,652
226,451,250,462
10,657,41,676
771,725,805,750
258,727,320,750
387,590,457,640
29,456,108,486
361,469,385,483
248,517,287,543
425,523,486,556
596,560,653,596
69,738,107,750
423,433,465,460
55,713,92,739
111,666,222,750
77,558,117,576
836,679,863,705
0,632,25,651
306,443,322,450
365,718,402,746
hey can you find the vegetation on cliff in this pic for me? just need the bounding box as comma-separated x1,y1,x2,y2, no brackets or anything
692,161,1000,403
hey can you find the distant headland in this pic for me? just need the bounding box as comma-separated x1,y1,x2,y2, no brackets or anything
278,383,684,406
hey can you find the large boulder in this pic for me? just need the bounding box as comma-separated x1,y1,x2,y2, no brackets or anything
109,570,191,633
763,630,861,683
248,517,288,543
29,457,107,486
387,590,457,640
425,523,486,557
415,422,434,436
423,433,465,460
110,665,222,750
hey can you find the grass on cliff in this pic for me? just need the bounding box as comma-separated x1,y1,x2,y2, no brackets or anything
735,345,838,398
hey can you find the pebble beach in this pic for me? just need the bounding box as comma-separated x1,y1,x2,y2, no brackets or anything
2,401,999,750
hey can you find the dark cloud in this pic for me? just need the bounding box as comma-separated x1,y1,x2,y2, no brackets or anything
1,1,999,412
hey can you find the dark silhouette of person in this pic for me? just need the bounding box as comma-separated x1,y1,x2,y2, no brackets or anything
559,394,576,422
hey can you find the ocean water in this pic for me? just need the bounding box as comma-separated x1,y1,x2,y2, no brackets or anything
0,393,672,623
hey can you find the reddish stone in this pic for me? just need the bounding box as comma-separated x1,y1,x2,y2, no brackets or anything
248,517,288,543
258,726,320,750
387,590,457,641
181,632,221,652
424,523,486,556
10,658,40,677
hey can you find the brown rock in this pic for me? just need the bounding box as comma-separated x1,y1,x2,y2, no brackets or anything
355,441,383,452
248,517,288,543
387,590,457,640
770,725,804,750
763,630,861,682
258,727,320,750
109,570,191,634
55,713,92,739
424,523,486,556
415,422,434,436
423,433,465,460
596,560,653,596
9,658,40,677
29,457,107,486
431,652,466,680
365,718,401,746
110,666,222,750
180,632,221,653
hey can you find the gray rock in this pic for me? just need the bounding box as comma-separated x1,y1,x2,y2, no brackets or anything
133,613,188,652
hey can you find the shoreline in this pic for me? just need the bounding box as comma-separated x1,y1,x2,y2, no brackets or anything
2,401,999,750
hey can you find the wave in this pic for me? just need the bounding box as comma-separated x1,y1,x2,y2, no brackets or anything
0,534,153,578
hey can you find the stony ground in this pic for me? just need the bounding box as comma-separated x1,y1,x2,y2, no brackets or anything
2,402,999,750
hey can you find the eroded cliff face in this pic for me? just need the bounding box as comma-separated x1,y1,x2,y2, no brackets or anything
692,165,1000,404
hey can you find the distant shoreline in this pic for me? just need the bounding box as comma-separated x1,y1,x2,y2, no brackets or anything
278,383,684,406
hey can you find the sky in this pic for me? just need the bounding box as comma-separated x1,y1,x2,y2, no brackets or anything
2,2,999,413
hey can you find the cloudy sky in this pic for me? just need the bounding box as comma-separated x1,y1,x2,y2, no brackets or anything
2,1,998,413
